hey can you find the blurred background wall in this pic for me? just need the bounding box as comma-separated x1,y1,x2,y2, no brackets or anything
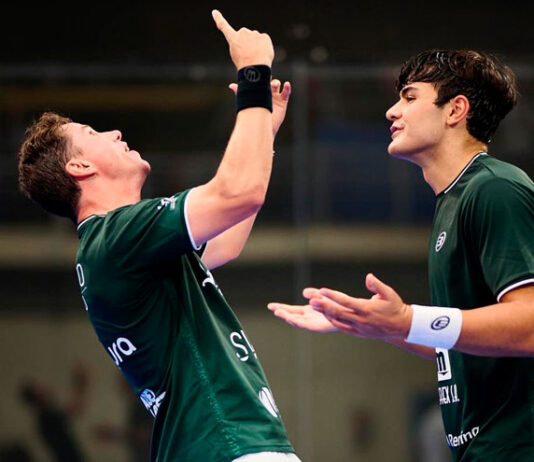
0,1,533,461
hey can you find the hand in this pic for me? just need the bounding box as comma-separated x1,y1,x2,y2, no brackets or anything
309,274,412,339
268,288,338,333
229,79,292,136
212,10,274,70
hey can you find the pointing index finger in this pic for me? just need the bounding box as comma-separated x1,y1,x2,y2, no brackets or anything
212,9,236,39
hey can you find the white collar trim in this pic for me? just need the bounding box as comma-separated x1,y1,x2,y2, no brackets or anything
442,152,488,195
77,214,103,231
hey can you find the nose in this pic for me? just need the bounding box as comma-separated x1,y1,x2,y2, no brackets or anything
385,101,400,122
107,130,122,141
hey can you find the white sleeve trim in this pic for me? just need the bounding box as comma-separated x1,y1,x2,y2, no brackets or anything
198,241,208,258
497,278,534,302
183,189,200,251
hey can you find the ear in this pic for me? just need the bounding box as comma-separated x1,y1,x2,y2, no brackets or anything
65,158,97,180
446,95,470,127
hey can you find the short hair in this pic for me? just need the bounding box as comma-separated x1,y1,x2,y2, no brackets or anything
18,112,80,221
396,50,518,143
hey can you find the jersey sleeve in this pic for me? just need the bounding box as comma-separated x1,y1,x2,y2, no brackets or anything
103,190,198,269
465,178,534,300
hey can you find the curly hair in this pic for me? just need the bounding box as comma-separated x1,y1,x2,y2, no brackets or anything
18,112,80,220
396,50,518,143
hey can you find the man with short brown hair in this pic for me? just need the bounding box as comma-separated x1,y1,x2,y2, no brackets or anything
19,11,299,462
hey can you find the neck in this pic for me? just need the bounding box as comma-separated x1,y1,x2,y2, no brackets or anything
75,182,142,224
417,138,487,195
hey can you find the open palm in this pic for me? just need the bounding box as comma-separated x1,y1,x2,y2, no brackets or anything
267,301,337,333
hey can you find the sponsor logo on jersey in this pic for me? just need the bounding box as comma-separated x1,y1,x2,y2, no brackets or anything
75,263,89,311
436,348,452,382
198,261,223,295
435,231,447,252
439,384,460,405
447,426,479,448
140,389,166,417
230,329,257,362
202,270,219,290
107,337,137,366
258,387,279,418
157,196,177,211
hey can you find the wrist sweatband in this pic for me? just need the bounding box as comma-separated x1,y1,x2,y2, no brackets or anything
405,304,462,349
236,65,272,113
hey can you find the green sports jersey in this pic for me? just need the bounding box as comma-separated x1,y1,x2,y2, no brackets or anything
74,190,294,462
428,153,534,461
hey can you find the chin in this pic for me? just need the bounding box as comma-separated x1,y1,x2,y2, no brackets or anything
387,141,404,157
138,158,151,175
387,143,420,165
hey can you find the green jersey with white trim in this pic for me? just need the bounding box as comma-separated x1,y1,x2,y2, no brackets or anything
428,154,534,461
75,190,293,462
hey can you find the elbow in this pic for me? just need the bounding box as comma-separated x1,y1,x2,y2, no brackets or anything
207,173,267,221
219,181,266,216
246,185,266,213
212,163,269,214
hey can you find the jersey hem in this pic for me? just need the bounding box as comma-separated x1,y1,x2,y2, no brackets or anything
219,445,295,462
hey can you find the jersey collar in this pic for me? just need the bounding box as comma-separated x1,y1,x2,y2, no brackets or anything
441,152,488,195
77,214,105,234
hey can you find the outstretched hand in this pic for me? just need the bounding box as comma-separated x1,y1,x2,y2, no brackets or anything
308,274,413,339
268,288,338,333
229,80,291,136
212,10,274,70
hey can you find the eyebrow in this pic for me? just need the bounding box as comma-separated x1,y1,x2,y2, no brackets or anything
400,86,419,97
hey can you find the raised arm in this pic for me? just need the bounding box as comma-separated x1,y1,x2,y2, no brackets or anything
186,10,275,249
202,79,291,270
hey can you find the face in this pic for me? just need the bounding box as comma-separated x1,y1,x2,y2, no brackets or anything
63,122,151,182
385,82,449,161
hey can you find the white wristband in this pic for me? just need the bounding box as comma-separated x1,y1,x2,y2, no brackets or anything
405,305,463,349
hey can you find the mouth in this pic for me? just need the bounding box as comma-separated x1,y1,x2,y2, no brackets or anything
390,126,402,138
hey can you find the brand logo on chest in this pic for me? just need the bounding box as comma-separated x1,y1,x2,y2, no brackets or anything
435,231,447,252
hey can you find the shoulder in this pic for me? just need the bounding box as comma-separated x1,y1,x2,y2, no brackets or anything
463,157,534,204
104,191,191,228
458,159,534,229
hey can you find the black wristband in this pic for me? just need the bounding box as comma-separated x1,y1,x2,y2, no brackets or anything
236,65,272,113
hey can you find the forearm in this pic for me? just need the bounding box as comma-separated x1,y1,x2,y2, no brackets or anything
403,286,534,357
211,108,273,208
385,338,436,360
186,108,273,246
187,12,277,247
202,213,258,269
454,300,534,356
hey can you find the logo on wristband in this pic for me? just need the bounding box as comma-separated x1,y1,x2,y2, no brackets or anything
431,316,450,330
243,66,261,82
